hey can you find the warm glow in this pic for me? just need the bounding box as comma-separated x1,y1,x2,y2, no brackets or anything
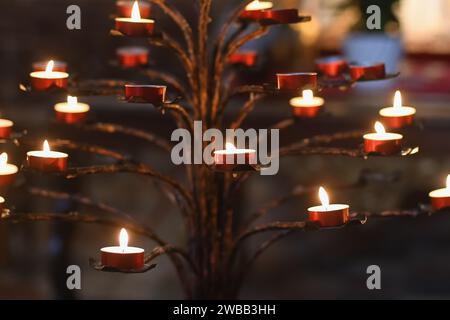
374,121,386,134
119,228,129,251
246,0,273,10
446,174,450,190
319,186,329,209
43,140,51,153
393,90,402,110
0,153,7,169
45,60,54,73
225,142,237,151
302,90,314,102
67,96,78,107
131,0,141,20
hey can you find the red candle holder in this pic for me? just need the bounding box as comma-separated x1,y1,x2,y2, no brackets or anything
363,134,403,155
289,90,324,118
260,9,300,24
54,97,90,125
0,119,13,139
115,17,154,36
350,63,385,81
0,153,18,188
0,197,5,211
277,72,317,91
228,51,258,67
116,1,151,18
55,110,87,124
429,176,450,210
125,84,166,104
33,60,67,72
316,57,348,77
101,247,145,270
213,147,257,171
379,91,416,129
117,46,149,68
30,73,69,91
308,205,350,228
27,141,68,172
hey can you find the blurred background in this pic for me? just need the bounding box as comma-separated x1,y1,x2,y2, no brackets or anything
0,0,449,299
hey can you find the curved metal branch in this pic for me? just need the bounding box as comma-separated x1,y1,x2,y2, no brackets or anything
145,245,199,276
229,93,266,129
280,146,364,158
164,103,194,132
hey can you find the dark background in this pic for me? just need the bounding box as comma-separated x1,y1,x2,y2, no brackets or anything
0,0,449,299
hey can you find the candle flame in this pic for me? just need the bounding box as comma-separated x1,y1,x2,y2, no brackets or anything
374,121,386,134
43,140,51,153
0,153,7,169
302,89,314,102
393,90,402,110
119,228,128,251
131,0,141,20
45,60,54,73
319,186,329,210
225,142,236,151
446,174,450,190
67,96,78,107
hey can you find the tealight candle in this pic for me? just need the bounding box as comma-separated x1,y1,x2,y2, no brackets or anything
316,56,348,78
429,174,450,210
101,228,145,270
379,90,416,128
0,153,18,188
27,140,68,172
115,0,155,36
240,0,273,20
213,142,257,171
349,62,385,81
289,90,324,118
29,60,69,91
228,51,258,67
363,121,403,155
54,96,90,124
116,0,151,18
308,187,349,227
277,72,317,91
0,119,14,139
0,196,5,211
125,84,166,104
259,9,301,24
116,46,149,68
33,60,67,72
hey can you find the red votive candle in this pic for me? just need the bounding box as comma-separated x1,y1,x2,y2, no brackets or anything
350,62,385,81
0,153,18,188
115,0,154,36
289,89,324,118
33,60,67,72
0,119,14,139
117,46,149,68
30,60,69,91
316,56,348,77
363,122,403,156
125,84,166,104
0,197,5,211
429,175,450,211
101,228,145,270
379,90,416,129
277,72,317,91
240,0,273,21
116,0,151,18
54,96,90,124
213,143,257,171
27,140,68,172
308,187,349,227
228,51,258,67
260,9,300,24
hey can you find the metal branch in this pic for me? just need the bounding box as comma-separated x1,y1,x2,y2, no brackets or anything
79,122,172,153
163,103,194,132
145,245,199,276
229,93,266,129
280,146,364,158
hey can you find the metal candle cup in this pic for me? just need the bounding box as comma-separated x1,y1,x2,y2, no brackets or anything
213,143,257,171
289,90,324,118
125,84,166,104
363,122,403,156
277,72,317,91
30,60,69,91
316,57,348,77
116,0,151,18
379,91,416,129
0,119,13,139
116,46,149,68
228,51,258,67
54,96,90,124
429,175,450,210
260,9,300,24
0,153,18,188
307,187,349,227
100,228,145,270
350,63,385,81
240,0,273,21
27,141,68,172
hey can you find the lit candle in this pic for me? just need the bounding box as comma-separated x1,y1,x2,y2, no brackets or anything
0,119,14,139
289,89,324,118
32,60,67,72
363,121,403,155
54,96,90,124
241,0,273,20
307,187,350,227
116,0,151,18
116,46,149,68
27,140,68,172
213,142,257,170
276,72,317,91
115,0,155,36
0,196,5,211
379,90,416,128
429,174,450,210
0,153,18,188
101,228,145,270
29,60,69,91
